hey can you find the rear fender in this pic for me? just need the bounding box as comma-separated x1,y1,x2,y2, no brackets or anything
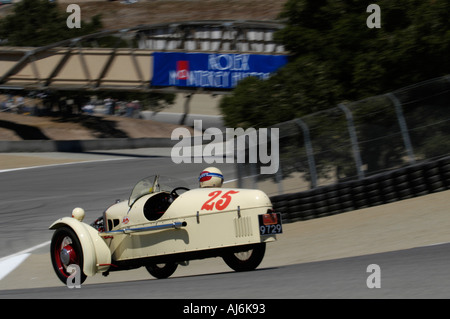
49,217,111,276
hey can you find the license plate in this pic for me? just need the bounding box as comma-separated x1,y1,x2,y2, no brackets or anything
258,212,282,235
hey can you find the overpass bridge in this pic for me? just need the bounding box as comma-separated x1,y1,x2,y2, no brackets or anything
0,20,287,94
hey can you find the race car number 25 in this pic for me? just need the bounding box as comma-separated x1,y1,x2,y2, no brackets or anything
201,190,239,211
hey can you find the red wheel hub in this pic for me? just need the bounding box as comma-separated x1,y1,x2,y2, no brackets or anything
54,238,80,278
60,245,77,266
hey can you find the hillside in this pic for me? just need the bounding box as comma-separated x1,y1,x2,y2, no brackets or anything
59,0,287,31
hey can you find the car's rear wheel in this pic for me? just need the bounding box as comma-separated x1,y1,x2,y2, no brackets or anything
50,227,87,285
222,243,266,272
145,262,178,279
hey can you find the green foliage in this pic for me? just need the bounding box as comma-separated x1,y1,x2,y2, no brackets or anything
220,55,341,128
0,0,103,46
220,0,450,129
276,0,450,99
220,0,450,180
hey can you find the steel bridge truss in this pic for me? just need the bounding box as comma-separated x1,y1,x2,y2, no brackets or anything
0,20,286,93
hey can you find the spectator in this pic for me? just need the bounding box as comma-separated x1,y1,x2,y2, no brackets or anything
126,101,134,117
104,97,114,115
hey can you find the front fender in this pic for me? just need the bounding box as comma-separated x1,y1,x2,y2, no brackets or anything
49,217,111,276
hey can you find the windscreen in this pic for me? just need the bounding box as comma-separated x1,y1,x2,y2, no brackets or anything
128,175,190,206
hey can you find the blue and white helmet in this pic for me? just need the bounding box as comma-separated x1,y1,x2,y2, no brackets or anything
199,167,223,188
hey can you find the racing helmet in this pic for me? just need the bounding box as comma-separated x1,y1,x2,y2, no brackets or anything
199,167,224,188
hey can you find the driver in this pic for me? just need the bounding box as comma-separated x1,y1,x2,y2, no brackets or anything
199,167,224,188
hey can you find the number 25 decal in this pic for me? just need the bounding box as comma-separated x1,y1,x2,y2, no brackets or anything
201,190,239,211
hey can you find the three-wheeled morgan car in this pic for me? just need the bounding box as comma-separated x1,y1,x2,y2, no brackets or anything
49,174,282,285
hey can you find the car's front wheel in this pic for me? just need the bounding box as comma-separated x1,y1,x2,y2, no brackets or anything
50,227,87,285
222,243,266,272
145,262,178,279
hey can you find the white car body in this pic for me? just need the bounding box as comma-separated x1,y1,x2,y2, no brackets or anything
49,175,282,284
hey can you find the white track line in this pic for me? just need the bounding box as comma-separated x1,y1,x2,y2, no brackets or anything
0,158,128,173
0,254,31,280
0,241,51,262
0,172,236,281
0,241,50,281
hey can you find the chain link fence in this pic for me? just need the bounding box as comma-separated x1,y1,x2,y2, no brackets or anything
237,75,450,196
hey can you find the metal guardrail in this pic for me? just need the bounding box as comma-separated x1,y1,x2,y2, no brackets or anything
270,155,450,223
237,75,450,196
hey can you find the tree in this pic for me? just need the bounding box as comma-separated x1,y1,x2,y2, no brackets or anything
275,0,450,99
220,0,450,128
0,0,103,46
219,0,450,180
220,55,340,128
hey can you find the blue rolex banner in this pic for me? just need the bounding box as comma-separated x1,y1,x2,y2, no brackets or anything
152,52,288,89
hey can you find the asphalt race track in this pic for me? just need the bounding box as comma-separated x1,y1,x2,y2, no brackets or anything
0,155,237,258
2,243,450,299
1,151,450,299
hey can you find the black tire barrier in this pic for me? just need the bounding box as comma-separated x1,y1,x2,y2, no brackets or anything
271,155,450,224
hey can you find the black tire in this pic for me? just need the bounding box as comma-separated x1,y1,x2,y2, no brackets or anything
145,262,178,279
50,227,87,285
222,243,266,272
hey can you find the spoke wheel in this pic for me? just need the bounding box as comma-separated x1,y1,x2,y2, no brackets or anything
50,227,87,285
222,243,266,272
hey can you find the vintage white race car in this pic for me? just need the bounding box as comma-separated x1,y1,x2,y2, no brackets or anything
49,174,282,285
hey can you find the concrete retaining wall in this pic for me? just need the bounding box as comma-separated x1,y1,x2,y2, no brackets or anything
0,137,179,153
